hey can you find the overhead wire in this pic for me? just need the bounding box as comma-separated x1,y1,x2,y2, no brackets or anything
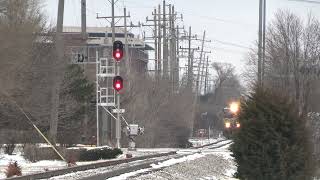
208,39,252,50
288,0,320,4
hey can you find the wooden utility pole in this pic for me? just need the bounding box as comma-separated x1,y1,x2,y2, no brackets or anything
163,0,169,79
196,31,206,94
200,52,207,94
262,0,266,84
187,26,192,88
124,7,130,78
145,3,182,86
258,0,266,87
144,7,163,77
81,0,86,38
179,26,199,89
169,5,177,92
50,0,64,143
158,4,162,75
204,56,209,94
176,25,180,88
169,4,172,83
153,8,158,77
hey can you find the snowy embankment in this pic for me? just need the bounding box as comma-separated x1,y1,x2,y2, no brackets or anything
0,145,161,179
110,142,237,180
0,138,235,179
0,152,66,179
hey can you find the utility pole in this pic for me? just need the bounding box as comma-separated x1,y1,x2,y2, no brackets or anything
144,8,163,77
153,8,158,77
50,0,64,143
258,0,266,87
81,0,90,144
200,53,207,94
176,25,180,88
163,0,168,79
169,5,177,92
179,26,198,89
262,0,266,84
81,0,86,39
169,4,172,83
146,2,181,82
124,8,130,78
187,26,192,88
158,4,162,75
196,31,206,95
204,56,209,94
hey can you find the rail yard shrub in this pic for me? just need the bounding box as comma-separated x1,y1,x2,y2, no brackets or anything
230,87,314,180
23,144,66,162
79,147,122,161
4,143,15,155
5,161,22,178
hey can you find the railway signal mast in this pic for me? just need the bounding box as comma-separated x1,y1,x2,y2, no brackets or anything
112,40,124,148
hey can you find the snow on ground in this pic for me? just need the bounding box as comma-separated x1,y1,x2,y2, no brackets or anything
189,137,224,147
130,153,237,180
0,146,172,179
0,137,230,179
0,152,67,179
110,143,238,180
108,153,206,180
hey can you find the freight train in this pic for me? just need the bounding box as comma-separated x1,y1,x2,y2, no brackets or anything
223,102,240,138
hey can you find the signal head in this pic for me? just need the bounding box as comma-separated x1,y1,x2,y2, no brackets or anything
113,76,123,92
113,41,124,61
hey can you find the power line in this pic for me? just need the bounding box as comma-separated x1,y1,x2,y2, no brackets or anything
209,39,251,49
288,0,320,4
182,12,257,27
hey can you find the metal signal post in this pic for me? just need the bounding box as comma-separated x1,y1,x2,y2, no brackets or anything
112,41,124,148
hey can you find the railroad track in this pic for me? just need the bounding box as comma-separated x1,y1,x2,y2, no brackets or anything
5,139,232,180
80,140,233,180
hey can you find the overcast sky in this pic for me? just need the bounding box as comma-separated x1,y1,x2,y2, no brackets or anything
44,0,320,75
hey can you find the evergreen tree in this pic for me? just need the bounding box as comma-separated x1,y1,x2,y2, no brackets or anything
230,88,314,180
57,64,94,146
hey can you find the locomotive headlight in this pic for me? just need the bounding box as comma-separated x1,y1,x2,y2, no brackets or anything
230,102,239,114
225,122,231,128
236,123,241,128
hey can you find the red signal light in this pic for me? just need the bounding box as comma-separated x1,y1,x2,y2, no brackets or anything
113,41,124,61
113,76,123,92
113,49,123,61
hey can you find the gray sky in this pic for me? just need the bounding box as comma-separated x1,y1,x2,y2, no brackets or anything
44,0,320,75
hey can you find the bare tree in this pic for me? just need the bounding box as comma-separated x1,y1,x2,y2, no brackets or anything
244,10,320,114
121,69,195,148
243,10,320,165
0,0,55,140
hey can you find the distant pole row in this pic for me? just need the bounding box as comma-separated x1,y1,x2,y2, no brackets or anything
144,1,213,95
